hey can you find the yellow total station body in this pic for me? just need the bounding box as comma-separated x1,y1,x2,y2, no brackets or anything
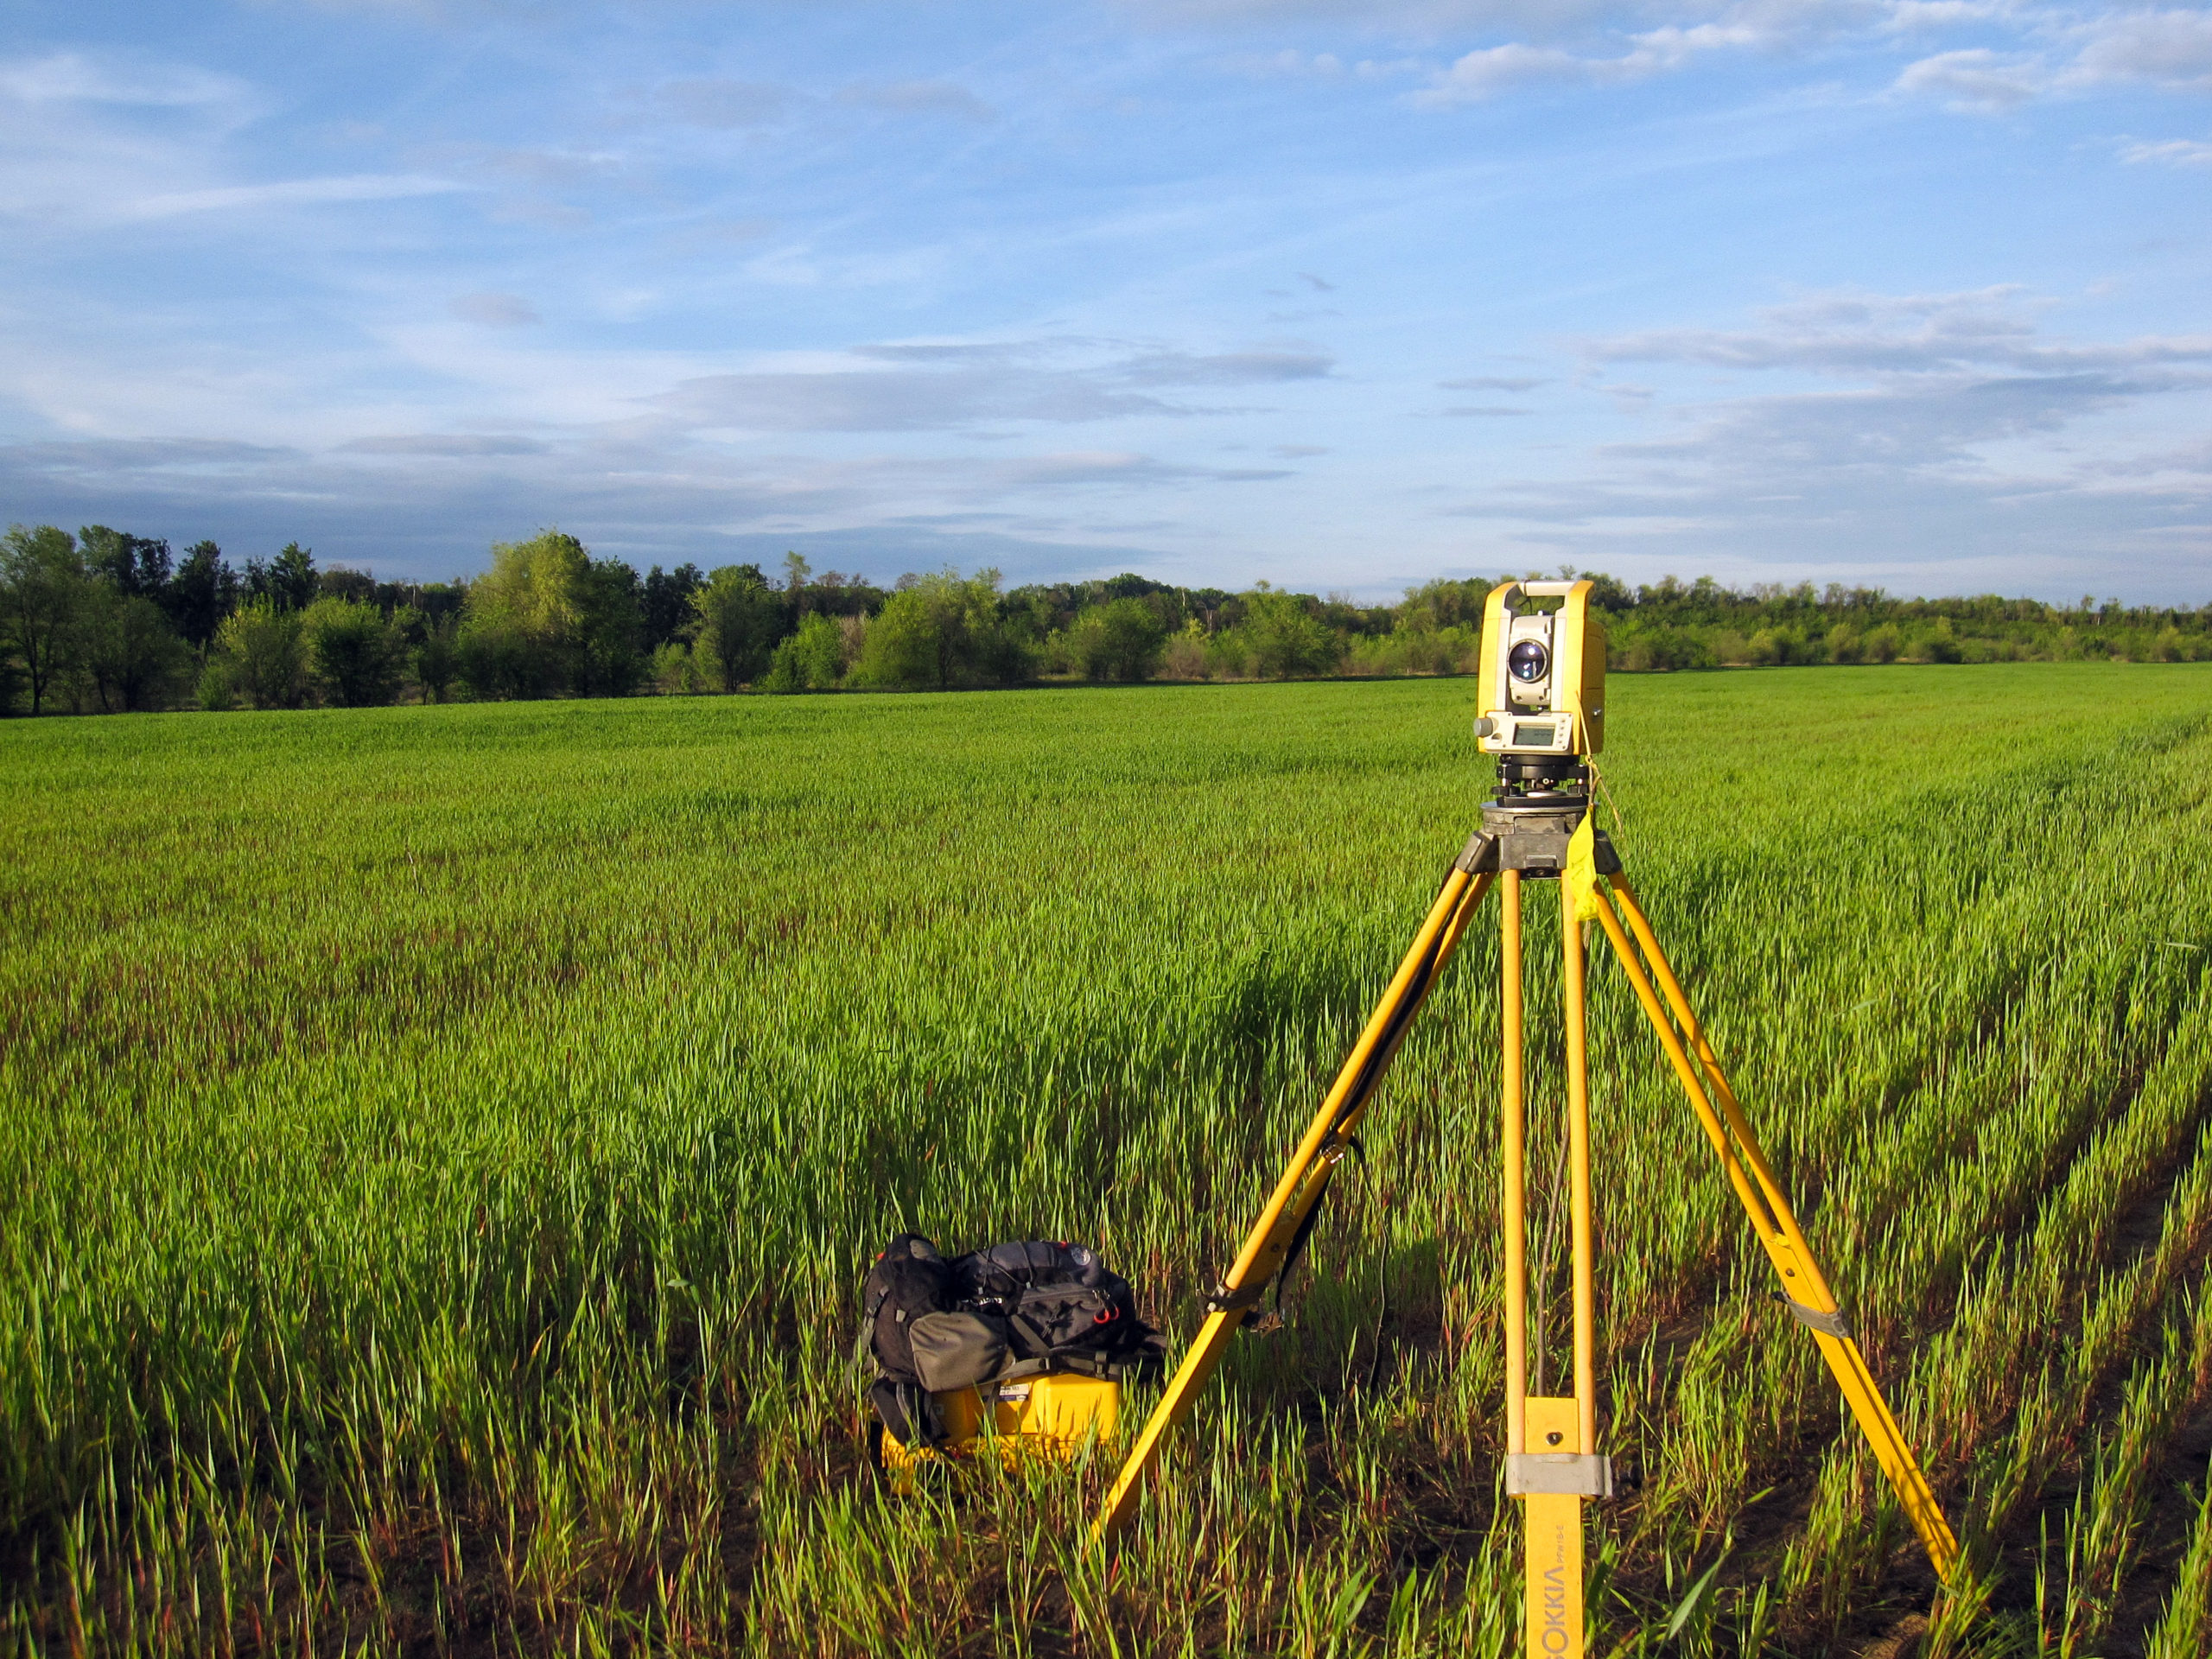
1476,580,1606,761
1092,577,1958,1656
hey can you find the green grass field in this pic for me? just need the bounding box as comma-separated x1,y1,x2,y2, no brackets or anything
3,664,2210,1657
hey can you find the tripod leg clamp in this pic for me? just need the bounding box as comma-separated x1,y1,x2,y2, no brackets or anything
1784,1299,1853,1341
1453,831,1500,874
1203,1280,1267,1316
1506,1453,1615,1498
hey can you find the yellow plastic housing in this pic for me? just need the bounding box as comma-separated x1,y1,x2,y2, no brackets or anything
880,1374,1120,1484
1553,588,1606,758
1477,580,1606,759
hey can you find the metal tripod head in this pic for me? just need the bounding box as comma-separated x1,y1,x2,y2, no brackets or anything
1464,755,1616,882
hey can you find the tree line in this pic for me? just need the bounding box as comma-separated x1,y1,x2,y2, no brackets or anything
3,521,2209,715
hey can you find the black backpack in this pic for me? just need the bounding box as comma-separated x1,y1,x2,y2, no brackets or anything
950,1240,1157,1378
861,1234,1164,1449
861,1234,956,1446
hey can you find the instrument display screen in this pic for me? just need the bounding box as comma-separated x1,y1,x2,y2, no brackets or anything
1512,722,1559,747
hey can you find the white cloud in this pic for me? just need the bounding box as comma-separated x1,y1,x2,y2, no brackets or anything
1434,286,2212,573
2119,134,2212,164
1414,15,1794,104
839,80,995,121
2071,8,2212,92
1591,286,2212,378
449,292,542,327
1892,8,2212,111
1893,47,2045,107
114,174,465,223
0,52,245,109
651,339,1334,432
657,78,791,129
340,433,551,455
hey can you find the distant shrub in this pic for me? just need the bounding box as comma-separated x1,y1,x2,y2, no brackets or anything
1615,626,1711,672
652,641,709,695
414,620,460,703
74,587,190,711
302,596,403,708
1239,589,1339,679
761,613,848,692
215,600,308,709
692,566,783,691
1067,597,1166,683
195,659,235,712
1160,625,1210,680
852,570,1028,690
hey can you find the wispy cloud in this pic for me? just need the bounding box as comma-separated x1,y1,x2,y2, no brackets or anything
657,78,791,129
448,292,541,327
1589,288,2212,378
114,173,465,223
1892,7,2212,111
652,339,1333,433
2071,8,2212,92
839,80,995,121
0,51,245,109
1893,48,2044,109
340,434,552,456
1414,19,1777,105
2119,134,2212,166
1431,285,2212,582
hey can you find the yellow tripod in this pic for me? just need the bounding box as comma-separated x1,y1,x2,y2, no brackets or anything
1093,786,1959,1653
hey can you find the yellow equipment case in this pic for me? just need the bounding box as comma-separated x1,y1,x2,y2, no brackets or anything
877,1372,1122,1480
861,1236,1160,1482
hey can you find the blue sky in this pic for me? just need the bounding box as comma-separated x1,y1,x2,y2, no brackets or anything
3,1,2209,600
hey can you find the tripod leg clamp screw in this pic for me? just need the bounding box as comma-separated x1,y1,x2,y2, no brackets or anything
1204,1281,1267,1316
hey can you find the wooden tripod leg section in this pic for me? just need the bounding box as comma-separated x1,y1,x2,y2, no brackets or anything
1590,879,1960,1579
1093,864,1494,1542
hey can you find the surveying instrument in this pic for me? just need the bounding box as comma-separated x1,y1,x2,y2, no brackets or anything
1093,581,1958,1652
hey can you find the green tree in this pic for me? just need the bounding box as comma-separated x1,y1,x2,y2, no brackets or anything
761,611,847,691
166,540,237,648
854,569,1029,690
414,616,460,703
641,562,703,650
1067,596,1167,683
574,556,647,696
691,564,783,690
215,600,308,709
1241,588,1340,678
458,530,589,698
245,543,320,612
79,526,171,597
302,596,402,707
855,588,944,689
0,524,86,715
76,584,189,711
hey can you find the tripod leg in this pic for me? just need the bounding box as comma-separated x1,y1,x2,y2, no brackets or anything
1590,880,1960,1579
1502,870,1527,1459
1510,875,1601,1659
1563,880,1597,1452
1094,862,1496,1542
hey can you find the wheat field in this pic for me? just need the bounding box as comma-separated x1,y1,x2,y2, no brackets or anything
3,664,2209,1656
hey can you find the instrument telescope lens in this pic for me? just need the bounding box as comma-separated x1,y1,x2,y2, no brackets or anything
1508,640,1550,683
